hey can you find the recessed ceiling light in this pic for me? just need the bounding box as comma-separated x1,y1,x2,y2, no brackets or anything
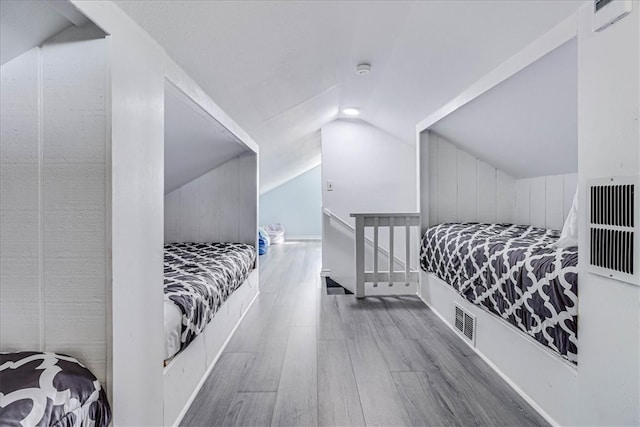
342,108,360,116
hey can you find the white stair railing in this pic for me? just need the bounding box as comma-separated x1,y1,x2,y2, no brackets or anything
350,213,421,298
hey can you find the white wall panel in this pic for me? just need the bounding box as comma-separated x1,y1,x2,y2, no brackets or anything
42,31,108,381
457,149,477,222
178,178,200,242
496,170,515,223
515,173,577,230
165,155,256,246
576,6,639,425
108,20,165,425
219,157,240,243
198,166,220,242
427,134,517,226
428,135,439,228
544,175,564,230
563,172,578,219
164,190,179,243
516,179,531,225
436,137,458,223
0,48,41,350
0,28,108,384
238,153,258,247
529,177,546,228
477,160,497,223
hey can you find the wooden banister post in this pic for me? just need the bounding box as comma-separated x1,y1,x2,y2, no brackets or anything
355,215,365,298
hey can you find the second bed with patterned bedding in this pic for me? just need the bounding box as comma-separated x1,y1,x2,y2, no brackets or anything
0,351,111,427
163,242,256,360
420,223,578,363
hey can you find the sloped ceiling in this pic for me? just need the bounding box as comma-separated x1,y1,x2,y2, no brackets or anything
165,82,249,194
432,38,577,179
113,0,582,192
1,1,75,66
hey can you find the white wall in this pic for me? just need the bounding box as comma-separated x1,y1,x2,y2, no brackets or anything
103,11,166,427
515,173,577,230
259,165,322,239
165,153,258,246
69,2,168,424
0,1,260,424
424,132,516,227
321,120,417,221
419,5,640,425
422,132,576,231
0,27,108,385
576,4,639,426
321,119,417,290
418,95,581,427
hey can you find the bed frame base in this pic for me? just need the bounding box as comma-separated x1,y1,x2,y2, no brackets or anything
418,272,577,427
163,269,259,426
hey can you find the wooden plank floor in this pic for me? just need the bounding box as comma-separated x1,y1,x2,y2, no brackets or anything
181,241,548,427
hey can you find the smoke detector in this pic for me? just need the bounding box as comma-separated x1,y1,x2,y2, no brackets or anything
356,63,371,76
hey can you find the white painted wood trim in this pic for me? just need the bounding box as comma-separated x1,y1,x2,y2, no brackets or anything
323,208,412,270
285,236,322,241
373,219,379,286
43,0,90,26
354,215,365,298
164,61,258,155
352,212,421,297
416,13,577,132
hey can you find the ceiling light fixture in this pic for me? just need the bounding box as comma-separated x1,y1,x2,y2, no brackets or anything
342,108,360,116
356,63,371,76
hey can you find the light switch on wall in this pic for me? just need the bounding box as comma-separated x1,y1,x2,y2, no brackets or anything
327,181,334,191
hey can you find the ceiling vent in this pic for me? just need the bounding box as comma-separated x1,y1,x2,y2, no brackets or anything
454,303,476,345
587,176,639,285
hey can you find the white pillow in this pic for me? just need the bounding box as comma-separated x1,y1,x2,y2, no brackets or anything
555,187,578,248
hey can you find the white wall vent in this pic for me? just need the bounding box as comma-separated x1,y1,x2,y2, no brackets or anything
454,303,476,345
592,0,632,32
587,176,639,286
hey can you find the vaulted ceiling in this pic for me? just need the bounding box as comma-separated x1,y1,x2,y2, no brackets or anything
114,0,582,192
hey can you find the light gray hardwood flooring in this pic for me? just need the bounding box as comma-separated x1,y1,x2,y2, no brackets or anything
181,241,548,427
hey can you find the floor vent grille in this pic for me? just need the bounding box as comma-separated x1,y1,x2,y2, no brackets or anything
454,303,476,345
588,177,639,286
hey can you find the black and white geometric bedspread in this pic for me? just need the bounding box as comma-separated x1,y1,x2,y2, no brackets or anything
164,242,256,354
0,351,111,427
420,223,578,363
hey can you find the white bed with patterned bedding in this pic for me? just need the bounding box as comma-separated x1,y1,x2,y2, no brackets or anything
420,223,578,363
0,352,111,426
163,242,256,360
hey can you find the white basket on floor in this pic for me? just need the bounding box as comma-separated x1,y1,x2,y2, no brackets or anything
265,223,285,244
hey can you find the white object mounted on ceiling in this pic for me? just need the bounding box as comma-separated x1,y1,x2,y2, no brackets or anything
592,0,632,32
356,63,371,76
342,107,360,116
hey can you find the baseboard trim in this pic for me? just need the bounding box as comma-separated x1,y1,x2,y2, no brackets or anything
416,292,561,427
286,236,321,241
